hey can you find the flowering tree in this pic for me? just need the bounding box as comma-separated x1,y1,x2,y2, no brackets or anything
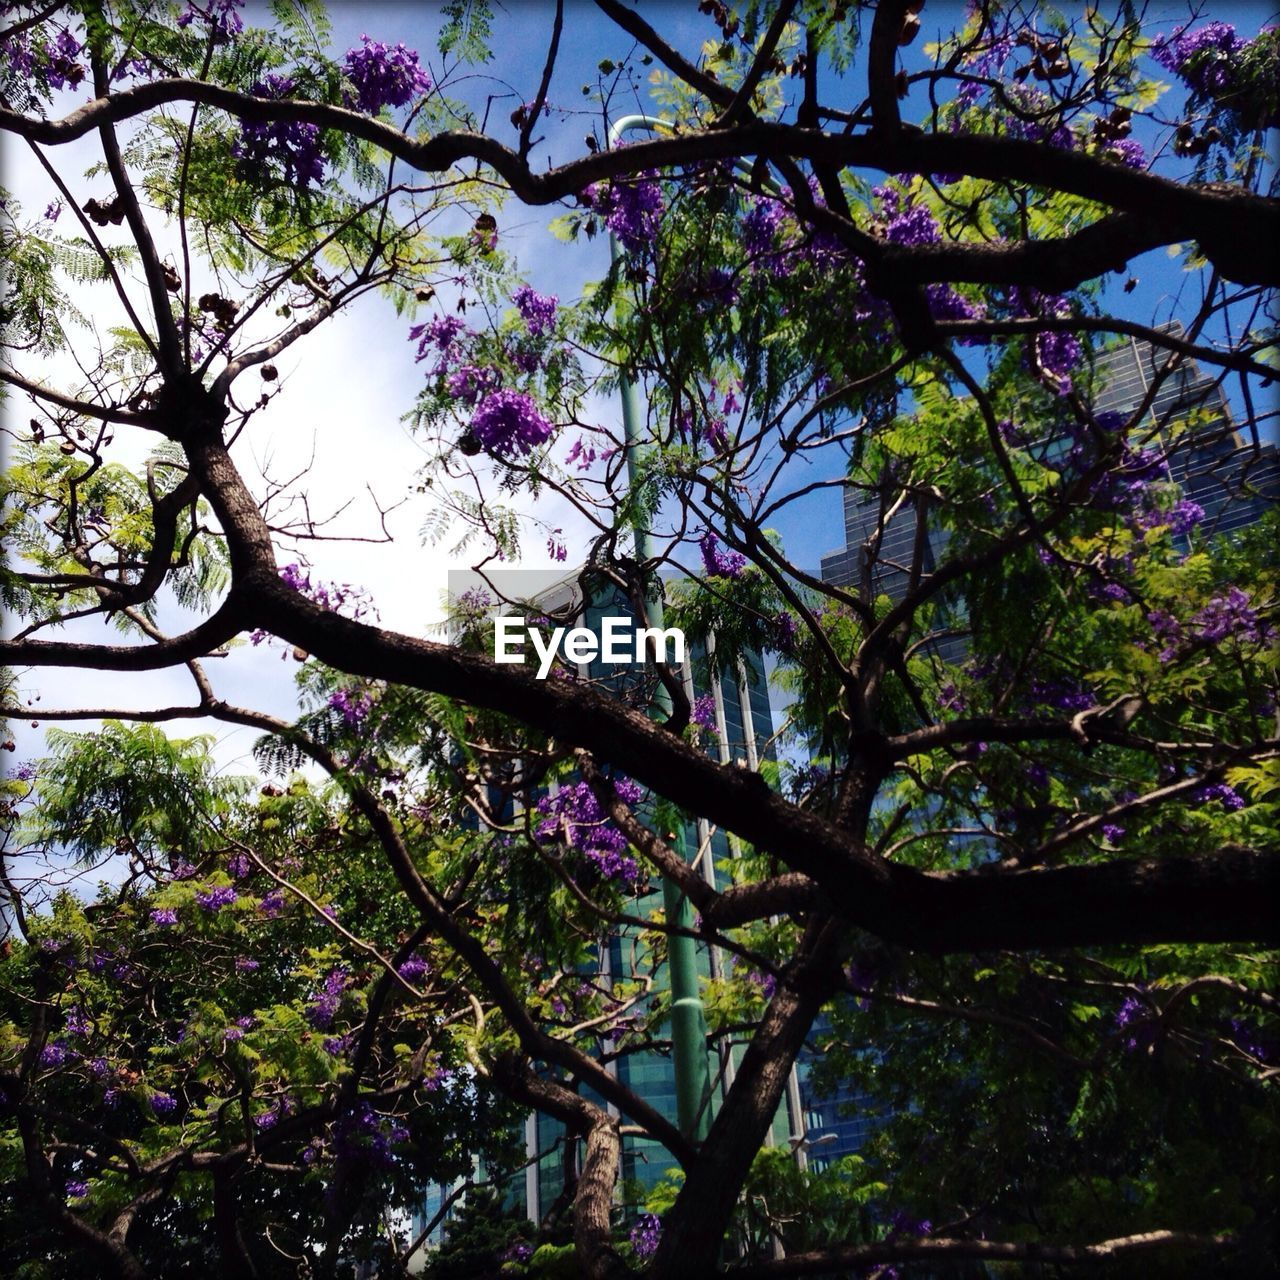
2,2,1278,1277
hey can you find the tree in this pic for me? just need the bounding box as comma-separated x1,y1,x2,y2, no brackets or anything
1,2,1277,1276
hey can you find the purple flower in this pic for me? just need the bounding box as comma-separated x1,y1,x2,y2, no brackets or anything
328,687,373,728
226,853,252,880
42,27,84,89
150,907,179,927
1167,499,1205,535
742,196,785,259
223,1026,244,1042
699,531,747,578
1153,23,1243,97
1195,782,1246,811
255,1097,293,1130
512,285,558,336
306,968,350,1029
44,200,62,222
1106,138,1146,169
534,779,645,888
1191,587,1267,645
149,1092,178,1117
234,76,325,187
926,283,985,325
470,389,554,455
39,1041,71,1067
691,694,718,730
884,201,941,247
177,0,244,37
444,363,500,407
333,1100,406,1170
630,1213,662,1259
587,171,665,253
195,885,237,913
1114,995,1152,1052
257,890,286,918
342,35,431,114
409,314,467,361
64,1180,89,1199
235,957,259,972
771,611,798,654
397,954,430,982
1101,823,1125,843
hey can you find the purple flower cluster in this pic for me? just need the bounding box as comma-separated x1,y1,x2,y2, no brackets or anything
1192,587,1268,644
177,0,244,37
630,1213,662,1259
1153,23,1243,97
535,779,645,887
64,1180,89,1199
150,1092,178,1116
742,196,786,259
1008,288,1080,389
227,852,252,879
883,200,941,247
306,968,350,1030
1148,587,1272,661
772,610,798,654
512,286,558,336
397,954,430,981
277,563,374,621
258,889,286,918
255,1097,294,1130
334,1100,407,1170
410,314,467,364
1101,823,1126,843
234,76,325,187
150,907,179,927
699,531,747,578
1106,138,1147,169
41,27,85,90
1022,677,1095,714
342,35,432,114
328,688,373,728
470,389,554,455
1114,995,1154,1052
587,171,665,253
39,1041,71,1067
1195,782,1246,811
692,694,718,731
195,885,237,913
564,436,599,471
444,363,501,407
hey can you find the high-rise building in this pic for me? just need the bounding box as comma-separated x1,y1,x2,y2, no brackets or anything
413,572,793,1247
821,323,1277,599
807,324,1278,1164
1088,323,1279,535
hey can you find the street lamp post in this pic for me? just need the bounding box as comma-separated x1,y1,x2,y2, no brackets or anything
608,113,713,1144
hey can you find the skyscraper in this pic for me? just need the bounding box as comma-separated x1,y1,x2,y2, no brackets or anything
807,323,1278,1164
414,571,792,1245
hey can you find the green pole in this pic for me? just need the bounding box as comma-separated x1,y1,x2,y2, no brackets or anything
609,114,712,1143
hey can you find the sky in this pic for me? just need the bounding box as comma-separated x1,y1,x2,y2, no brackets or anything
2,0,1276,836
